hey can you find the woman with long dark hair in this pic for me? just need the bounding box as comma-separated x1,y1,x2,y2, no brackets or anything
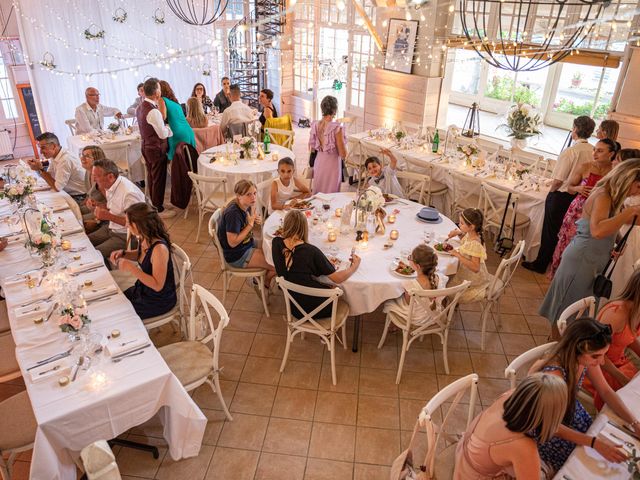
158,80,195,161
109,202,177,320
191,82,214,113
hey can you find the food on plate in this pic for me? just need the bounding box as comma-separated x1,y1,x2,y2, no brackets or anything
383,193,398,203
289,199,312,210
395,261,415,276
433,242,454,252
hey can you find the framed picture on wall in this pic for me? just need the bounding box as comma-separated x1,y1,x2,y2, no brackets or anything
384,19,419,74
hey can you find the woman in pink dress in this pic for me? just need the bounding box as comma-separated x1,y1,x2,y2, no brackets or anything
309,95,346,194
548,139,616,278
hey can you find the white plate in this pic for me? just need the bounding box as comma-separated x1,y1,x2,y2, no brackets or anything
389,263,417,279
384,194,399,205
431,239,459,256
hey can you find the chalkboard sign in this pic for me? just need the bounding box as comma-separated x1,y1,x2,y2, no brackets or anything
16,83,42,157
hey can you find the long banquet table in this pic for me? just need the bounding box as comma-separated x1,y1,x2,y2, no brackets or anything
347,132,549,260
0,189,206,479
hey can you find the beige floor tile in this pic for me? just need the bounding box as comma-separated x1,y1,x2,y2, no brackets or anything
359,342,398,370
279,360,322,390
271,386,317,421
308,423,356,462
201,409,227,446
233,291,270,313
517,296,545,315
525,314,551,336
314,391,357,425
495,313,530,334
465,329,504,354
257,313,288,335
115,434,167,478
358,368,399,397
432,328,468,351
212,272,246,291
353,463,391,480
218,352,247,382
227,310,262,333
434,348,473,376
499,332,536,356
399,398,426,430
262,417,313,456
156,444,214,480
191,271,218,289
254,452,307,480
220,330,255,356
287,336,327,363
240,356,282,385
469,352,508,379
192,380,237,411
397,372,439,400
217,413,269,450
250,332,286,358
354,427,401,465
304,458,353,480
318,363,360,394
357,395,400,429
322,344,361,367
204,447,259,480
230,382,277,416
398,344,437,374
477,377,511,406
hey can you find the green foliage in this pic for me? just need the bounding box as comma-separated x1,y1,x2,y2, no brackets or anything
485,76,541,106
553,99,610,119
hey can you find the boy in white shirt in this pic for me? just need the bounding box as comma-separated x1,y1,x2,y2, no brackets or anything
364,148,404,198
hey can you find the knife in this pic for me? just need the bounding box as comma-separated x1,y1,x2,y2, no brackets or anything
26,351,72,371
110,343,151,360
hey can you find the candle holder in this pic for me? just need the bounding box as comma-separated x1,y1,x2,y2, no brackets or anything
390,230,399,240
328,231,337,242
61,240,72,250
335,208,342,218
388,214,396,224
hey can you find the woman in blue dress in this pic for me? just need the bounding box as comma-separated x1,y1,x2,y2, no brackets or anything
539,159,640,339
159,80,196,161
529,317,640,476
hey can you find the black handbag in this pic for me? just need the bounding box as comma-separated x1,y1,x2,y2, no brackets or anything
593,215,637,298
309,150,317,168
494,192,516,257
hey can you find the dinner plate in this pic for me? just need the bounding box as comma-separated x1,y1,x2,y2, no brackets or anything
389,263,417,279
383,194,399,205
432,243,455,256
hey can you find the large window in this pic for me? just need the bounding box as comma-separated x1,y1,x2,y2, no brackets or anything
0,55,17,121
293,27,314,96
350,33,374,109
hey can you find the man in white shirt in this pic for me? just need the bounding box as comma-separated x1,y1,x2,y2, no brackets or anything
219,84,255,137
27,132,87,203
522,115,595,273
88,159,146,262
126,83,145,116
74,87,122,134
136,77,175,218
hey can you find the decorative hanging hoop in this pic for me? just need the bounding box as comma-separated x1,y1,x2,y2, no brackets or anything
201,64,211,76
112,7,127,23
153,8,166,24
83,23,105,40
39,51,56,70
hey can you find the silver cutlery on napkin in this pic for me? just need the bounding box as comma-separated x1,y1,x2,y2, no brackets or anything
44,302,58,322
110,343,151,362
69,267,100,277
27,348,73,370
112,349,146,363
87,293,117,304
71,356,84,381
609,431,636,449
19,293,53,308
38,365,62,376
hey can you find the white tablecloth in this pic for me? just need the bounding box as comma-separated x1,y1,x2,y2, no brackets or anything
555,373,640,479
261,192,459,316
68,133,145,182
0,190,206,480
348,132,548,260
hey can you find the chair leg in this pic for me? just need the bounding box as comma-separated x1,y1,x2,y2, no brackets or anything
210,376,233,421
396,331,409,384
195,211,202,243
258,276,270,317
442,330,450,375
0,456,10,480
494,299,502,331
222,273,228,303
341,323,347,350
330,334,337,385
280,328,293,373
480,301,492,352
377,316,392,349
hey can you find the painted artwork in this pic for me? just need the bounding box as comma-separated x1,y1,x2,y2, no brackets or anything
384,19,418,74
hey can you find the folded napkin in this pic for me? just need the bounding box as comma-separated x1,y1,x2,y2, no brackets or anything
14,298,53,320
32,185,52,192
83,284,118,301
29,357,72,383
68,260,104,275
106,337,149,357
60,226,85,237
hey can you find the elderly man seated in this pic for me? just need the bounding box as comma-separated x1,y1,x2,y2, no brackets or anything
27,132,87,204
219,84,255,138
88,159,146,263
74,87,122,134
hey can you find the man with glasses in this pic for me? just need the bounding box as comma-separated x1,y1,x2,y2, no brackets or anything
27,132,87,204
74,87,122,134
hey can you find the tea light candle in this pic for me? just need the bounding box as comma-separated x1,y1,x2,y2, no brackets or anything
33,316,44,324
335,208,342,217
73,254,81,261
328,231,337,242
326,221,334,230
61,240,71,250
390,230,399,240
271,152,279,161
83,279,93,288
388,214,396,223
110,329,121,339
58,376,70,387
88,371,108,391
359,240,369,250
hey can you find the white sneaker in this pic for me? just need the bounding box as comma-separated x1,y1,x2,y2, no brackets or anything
158,208,177,219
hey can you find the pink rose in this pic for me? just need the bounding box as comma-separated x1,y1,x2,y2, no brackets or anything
75,307,87,316
58,314,72,326
15,184,24,195
69,315,83,330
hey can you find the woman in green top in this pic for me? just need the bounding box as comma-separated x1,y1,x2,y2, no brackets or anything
159,80,196,161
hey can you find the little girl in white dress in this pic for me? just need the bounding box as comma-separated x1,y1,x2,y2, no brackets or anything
269,157,311,214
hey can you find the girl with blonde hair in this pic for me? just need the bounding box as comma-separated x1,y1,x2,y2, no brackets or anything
186,97,207,129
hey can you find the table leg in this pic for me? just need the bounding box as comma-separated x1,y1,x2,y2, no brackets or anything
352,315,361,352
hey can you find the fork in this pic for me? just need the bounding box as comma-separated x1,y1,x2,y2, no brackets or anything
112,350,146,362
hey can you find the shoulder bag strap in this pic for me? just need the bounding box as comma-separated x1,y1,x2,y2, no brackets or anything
604,215,637,279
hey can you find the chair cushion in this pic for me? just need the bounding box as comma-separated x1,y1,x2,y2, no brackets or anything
430,181,448,195
0,333,19,378
159,341,212,387
0,391,37,451
303,300,350,332
486,210,531,228
485,274,505,300
142,305,180,326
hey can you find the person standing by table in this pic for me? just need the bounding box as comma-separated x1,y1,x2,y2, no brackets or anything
27,132,87,205
158,80,195,162
523,116,595,273
74,87,122,134
309,95,346,194
136,77,174,218
212,77,231,114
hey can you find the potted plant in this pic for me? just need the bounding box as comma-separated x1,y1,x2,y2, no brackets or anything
499,103,542,150
571,72,583,88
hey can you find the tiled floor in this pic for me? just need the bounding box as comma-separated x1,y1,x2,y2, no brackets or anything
1,132,554,479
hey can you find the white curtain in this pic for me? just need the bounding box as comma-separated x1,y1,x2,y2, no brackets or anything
15,0,225,141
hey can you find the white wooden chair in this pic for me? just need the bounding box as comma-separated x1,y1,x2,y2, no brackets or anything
142,244,192,337
256,178,273,219
0,391,37,480
378,281,471,382
480,240,526,350
479,182,531,242
208,211,270,316
80,441,122,480
277,276,349,385
0,333,20,383
65,119,77,136
403,157,448,208
101,142,132,180
504,342,557,389
158,284,233,420
449,170,481,217
557,296,596,335
392,373,479,479
396,170,429,205
267,128,294,150
188,172,229,243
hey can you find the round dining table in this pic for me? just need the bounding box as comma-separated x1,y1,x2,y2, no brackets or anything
261,192,460,349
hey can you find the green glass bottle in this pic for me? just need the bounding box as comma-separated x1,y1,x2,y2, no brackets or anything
263,129,271,154
431,130,440,154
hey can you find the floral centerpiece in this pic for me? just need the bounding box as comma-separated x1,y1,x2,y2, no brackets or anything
25,214,60,267
107,122,120,134
500,103,542,148
58,304,91,334
457,143,479,167
238,136,254,158
0,180,34,206
355,186,386,234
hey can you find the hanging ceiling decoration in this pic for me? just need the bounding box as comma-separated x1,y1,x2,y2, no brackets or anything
165,0,229,26
458,0,610,71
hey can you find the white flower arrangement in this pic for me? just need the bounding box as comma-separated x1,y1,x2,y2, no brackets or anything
457,143,479,158
357,186,385,212
238,136,254,151
0,181,33,204
107,122,120,133
26,215,60,253
500,103,542,140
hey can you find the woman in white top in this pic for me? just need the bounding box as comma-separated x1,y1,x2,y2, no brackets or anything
269,157,311,214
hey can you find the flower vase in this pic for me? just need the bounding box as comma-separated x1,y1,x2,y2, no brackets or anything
40,247,56,268
510,138,527,150
464,156,472,168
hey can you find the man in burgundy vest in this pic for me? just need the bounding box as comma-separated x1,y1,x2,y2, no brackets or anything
137,78,175,218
